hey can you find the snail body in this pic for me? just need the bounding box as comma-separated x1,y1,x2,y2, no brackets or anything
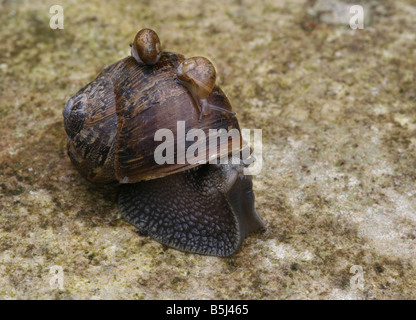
63,29,264,256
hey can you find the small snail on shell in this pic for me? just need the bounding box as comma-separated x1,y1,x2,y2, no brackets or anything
177,56,236,122
63,28,264,256
130,28,162,65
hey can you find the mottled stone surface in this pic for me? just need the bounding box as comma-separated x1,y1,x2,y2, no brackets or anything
1,0,416,299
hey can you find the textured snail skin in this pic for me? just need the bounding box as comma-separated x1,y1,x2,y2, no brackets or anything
119,161,265,256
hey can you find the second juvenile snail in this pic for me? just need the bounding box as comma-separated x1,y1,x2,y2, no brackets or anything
63,28,265,256
176,56,236,122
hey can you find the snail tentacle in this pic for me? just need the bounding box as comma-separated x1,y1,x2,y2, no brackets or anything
201,99,236,121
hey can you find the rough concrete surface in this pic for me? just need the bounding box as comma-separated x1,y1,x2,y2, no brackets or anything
0,0,415,299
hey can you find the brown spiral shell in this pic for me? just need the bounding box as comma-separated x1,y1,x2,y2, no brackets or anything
63,52,239,184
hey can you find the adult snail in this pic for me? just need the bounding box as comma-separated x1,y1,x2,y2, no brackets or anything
176,56,236,122
63,28,265,256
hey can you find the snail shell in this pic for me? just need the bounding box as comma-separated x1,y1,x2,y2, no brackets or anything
131,28,162,65
177,56,216,99
64,52,238,184
177,56,236,122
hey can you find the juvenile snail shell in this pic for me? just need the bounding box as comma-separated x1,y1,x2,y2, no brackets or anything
130,28,162,66
177,57,236,122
